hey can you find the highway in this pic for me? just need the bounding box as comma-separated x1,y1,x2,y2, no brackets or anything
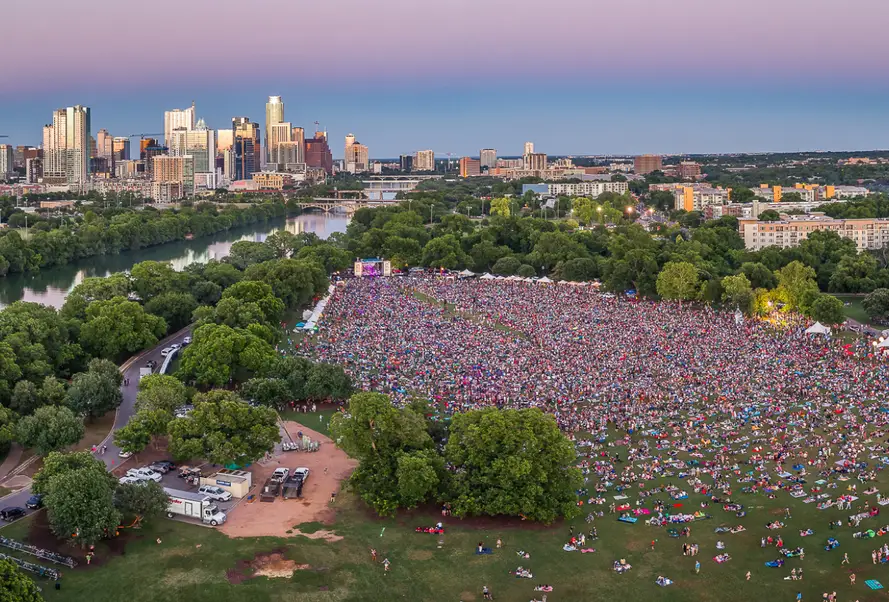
0,329,192,525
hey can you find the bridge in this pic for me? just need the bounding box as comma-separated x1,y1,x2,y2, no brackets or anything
295,198,397,215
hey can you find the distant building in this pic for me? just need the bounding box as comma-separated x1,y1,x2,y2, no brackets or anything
267,122,292,169
739,214,889,251
275,141,305,170
152,155,194,199
459,157,480,177
216,129,233,153
414,150,435,172
170,118,216,174
524,181,628,197
164,103,195,148
26,157,43,184
305,131,333,175
634,154,662,174
0,145,13,181
42,105,90,186
345,140,369,173
673,186,731,212
678,161,701,179
399,154,413,172
96,129,113,160
265,96,284,164
480,148,497,169
525,153,547,171
112,137,130,162
496,158,523,169
232,117,260,180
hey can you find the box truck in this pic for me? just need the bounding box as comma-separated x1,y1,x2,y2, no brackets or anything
164,488,227,526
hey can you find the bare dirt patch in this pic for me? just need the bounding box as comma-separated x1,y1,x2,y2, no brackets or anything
288,528,344,542
219,421,357,539
226,549,310,583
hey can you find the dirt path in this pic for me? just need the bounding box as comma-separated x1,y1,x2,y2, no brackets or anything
219,421,356,540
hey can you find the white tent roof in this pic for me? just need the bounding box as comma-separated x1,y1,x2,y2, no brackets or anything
537,276,553,283
805,322,831,335
459,269,475,276
479,273,495,280
506,275,523,281
878,338,889,349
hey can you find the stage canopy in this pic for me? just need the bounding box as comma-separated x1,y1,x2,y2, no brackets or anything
805,322,831,336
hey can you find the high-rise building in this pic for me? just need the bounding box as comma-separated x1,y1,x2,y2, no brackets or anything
459,157,480,178
141,142,167,179
152,155,194,196
216,129,233,153
276,142,304,168
634,154,663,174
26,158,43,184
345,140,369,173
305,131,333,175
63,105,90,186
480,149,497,169
43,109,67,181
292,127,305,150
268,122,292,169
164,103,196,148
96,129,113,160
232,117,260,180
0,145,13,181
678,161,702,179
113,137,130,162
526,153,547,171
265,96,284,164
523,142,535,156
344,133,356,161
415,150,435,172
13,146,40,170
399,154,413,172
170,118,216,174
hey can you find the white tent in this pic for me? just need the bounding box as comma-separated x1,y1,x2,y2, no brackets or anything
458,269,475,277
537,276,553,284
878,338,889,349
479,273,496,280
506,275,523,281
805,322,831,336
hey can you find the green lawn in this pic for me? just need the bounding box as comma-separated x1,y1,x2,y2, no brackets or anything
832,295,878,328
6,447,887,602
278,408,338,437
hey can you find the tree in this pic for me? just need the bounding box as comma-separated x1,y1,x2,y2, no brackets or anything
114,481,169,521
0,558,42,602
721,273,754,313
145,292,198,332
776,261,819,313
445,407,581,523
571,197,595,225
32,451,115,495
758,209,780,221
491,256,522,276
828,253,879,293
741,262,777,290
177,323,277,387
421,235,470,269
44,468,121,547
264,230,297,258
526,231,589,272
468,240,511,273
62,273,132,320
863,288,889,323
241,377,291,408
79,296,167,359
135,375,188,414
16,406,84,455
219,281,285,326
808,294,846,325
10,380,41,415
295,244,353,273
330,392,438,515
490,197,511,217
130,261,188,302
0,407,16,454
65,360,123,419
226,240,275,270
304,363,353,401
113,418,152,455
244,259,328,308
40,376,67,406
554,257,598,282
656,261,700,301
516,264,537,278
167,390,279,466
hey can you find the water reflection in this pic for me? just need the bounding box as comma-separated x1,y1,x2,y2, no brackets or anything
0,213,349,309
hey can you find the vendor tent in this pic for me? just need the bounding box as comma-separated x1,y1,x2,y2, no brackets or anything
805,322,831,336
480,273,496,280
458,269,475,277
877,338,889,349
537,276,553,284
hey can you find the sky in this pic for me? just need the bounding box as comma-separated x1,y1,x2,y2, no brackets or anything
2,0,888,158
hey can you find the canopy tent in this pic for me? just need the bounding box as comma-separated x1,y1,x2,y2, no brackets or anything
805,322,831,336
878,338,889,349
506,275,523,281
537,276,553,284
479,273,496,280
458,269,475,277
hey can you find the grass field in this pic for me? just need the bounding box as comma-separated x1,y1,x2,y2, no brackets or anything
833,294,877,328
5,434,888,602
279,408,338,437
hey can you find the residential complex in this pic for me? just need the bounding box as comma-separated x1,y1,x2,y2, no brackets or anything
522,181,629,197
459,157,480,177
163,103,195,148
739,214,889,251
634,154,662,174
414,150,435,172
479,149,497,169
0,145,13,181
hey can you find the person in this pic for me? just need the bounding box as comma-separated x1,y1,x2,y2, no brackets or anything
797,593,802,602
382,558,390,574
482,585,492,600
842,552,850,565
496,538,502,549
477,542,483,554
370,548,377,562
746,571,751,581
695,560,700,574
850,573,856,585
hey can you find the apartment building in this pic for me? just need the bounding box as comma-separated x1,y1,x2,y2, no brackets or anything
738,214,889,251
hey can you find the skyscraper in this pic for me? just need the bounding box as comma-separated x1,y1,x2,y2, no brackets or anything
113,137,130,162
480,148,497,169
268,122,292,169
170,118,216,174
305,131,333,175
459,157,480,178
64,105,90,186
233,117,260,180
164,103,196,148
522,142,535,170
344,133,355,161
415,150,435,172
265,96,284,164
43,108,68,181
292,127,305,151
399,154,413,172
0,145,13,181
345,140,369,173
216,129,233,153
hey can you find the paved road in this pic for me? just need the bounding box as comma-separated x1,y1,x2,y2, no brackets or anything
0,329,191,525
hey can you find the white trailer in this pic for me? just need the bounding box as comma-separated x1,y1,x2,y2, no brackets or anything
164,487,227,526
139,367,152,381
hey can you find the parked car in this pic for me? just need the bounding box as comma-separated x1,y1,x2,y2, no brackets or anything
150,460,176,473
272,467,290,481
119,476,142,485
126,467,163,482
25,495,43,509
197,485,232,502
170,343,181,351
182,336,192,345
0,507,26,521
160,347,173,357
292,467,310,483
118,450,132,459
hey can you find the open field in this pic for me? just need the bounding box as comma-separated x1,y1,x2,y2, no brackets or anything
833,294,879,328
5,424,889,602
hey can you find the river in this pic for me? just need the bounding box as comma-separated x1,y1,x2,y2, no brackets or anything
0,213,349,310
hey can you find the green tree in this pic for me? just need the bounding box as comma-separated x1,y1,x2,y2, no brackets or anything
490,197,511,217
863,288,889,323
305,363,353,401
244,258,328,308
226,240,276,269
145,292,198,332
167,390,279,466
295,244,353,273
516,264,537,278
808,294,846,325
241,377,291,408
40,376,67,406
10,380,41,415
79,296,167,359
62,273,132,320
177,323,277,387
721,273,754,313
571,197,595,225
491,256,522,276
113,418,152,455
828,253,879,293
65,359,123,419
130,260,188,302
219,281,285,326
264,230,297,258
656,261,700,301
554,257,598,282
526,231,590,272
421,235,470,269
0,558,42,602
758,209,781,221
445,407,581,523
741,262,778,290
0,407,17,454
16,406,84,455
32,451,115,495
114,481,169,521
44,468,121,547
776,260,819,313
468,240,511,273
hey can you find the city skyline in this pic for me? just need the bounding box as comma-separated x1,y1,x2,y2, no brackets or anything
2,0,889,155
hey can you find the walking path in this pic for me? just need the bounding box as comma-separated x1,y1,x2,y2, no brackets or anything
0,445,22,482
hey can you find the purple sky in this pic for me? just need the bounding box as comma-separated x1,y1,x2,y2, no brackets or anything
2,0,888,156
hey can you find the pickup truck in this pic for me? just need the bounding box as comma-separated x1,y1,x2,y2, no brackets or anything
126,467,163,483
